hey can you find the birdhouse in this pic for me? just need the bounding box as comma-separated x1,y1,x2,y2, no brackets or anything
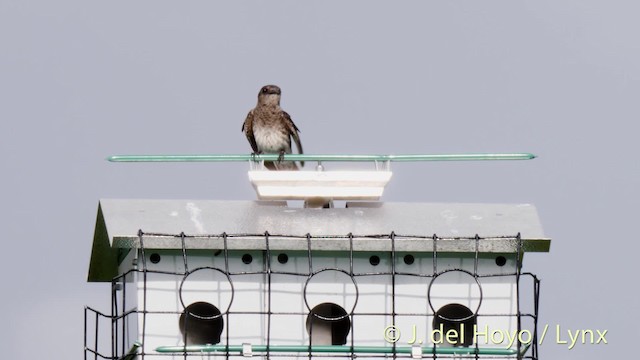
85,154,548,359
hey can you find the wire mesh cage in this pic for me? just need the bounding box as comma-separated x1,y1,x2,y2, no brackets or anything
85,231,540,360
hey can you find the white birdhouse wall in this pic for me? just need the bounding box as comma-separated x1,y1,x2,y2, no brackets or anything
114,249,523,355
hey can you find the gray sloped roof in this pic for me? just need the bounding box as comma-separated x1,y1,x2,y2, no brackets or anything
88,199,550,282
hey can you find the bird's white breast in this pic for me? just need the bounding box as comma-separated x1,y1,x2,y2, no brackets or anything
253,126,291,153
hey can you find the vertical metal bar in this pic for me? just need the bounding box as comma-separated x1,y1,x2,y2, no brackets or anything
515,233,523,359
473,234,480,277
474,234,480,360
264,232,272,360
306,233,313,360
94,311,99,360
308,319,313,360
121,274,126,358
180,232,189,274
138,230,148,360
350,312,356,360
111,280,117,359
431,234,437,360
306,233,313,276
176,234,191,360
348,233,354,277
182,309,188,360
432,234,438,275
84,307,88,360
223,233,230,360
223,233,230,274
390,232,397,360
348,233,355,360
180,232,189,359
533,276,541,360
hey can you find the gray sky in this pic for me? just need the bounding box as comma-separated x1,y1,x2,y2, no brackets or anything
1,1,638,359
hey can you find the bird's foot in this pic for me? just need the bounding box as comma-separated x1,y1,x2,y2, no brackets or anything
250,151,263,162
277,150,286,163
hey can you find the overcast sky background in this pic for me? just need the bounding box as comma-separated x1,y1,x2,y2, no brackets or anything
1,1,638,359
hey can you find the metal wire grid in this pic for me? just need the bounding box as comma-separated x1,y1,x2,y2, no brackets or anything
84,232,541,360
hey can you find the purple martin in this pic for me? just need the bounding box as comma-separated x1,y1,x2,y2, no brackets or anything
242,85,304,170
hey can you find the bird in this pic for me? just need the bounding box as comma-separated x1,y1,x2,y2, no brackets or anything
242,85,304,170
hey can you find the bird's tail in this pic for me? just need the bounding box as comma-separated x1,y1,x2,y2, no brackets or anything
266,161,299,170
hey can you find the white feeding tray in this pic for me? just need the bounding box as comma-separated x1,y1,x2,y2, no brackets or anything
248,170,393,201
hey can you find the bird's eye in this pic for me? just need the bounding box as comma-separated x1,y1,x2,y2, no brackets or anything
261,87,268,93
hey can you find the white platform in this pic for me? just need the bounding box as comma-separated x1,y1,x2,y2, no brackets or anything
248,170,393,201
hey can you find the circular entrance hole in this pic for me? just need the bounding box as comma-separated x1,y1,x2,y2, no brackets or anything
306,303,351,345
179,302,224,345
432,303,476,347
179,267,234,315
304,269,358,317
427,269,482,318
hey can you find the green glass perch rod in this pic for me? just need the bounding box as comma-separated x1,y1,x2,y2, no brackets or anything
108,153,536,163
154,344,524,356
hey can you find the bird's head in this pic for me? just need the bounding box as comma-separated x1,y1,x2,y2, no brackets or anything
257,85,281,106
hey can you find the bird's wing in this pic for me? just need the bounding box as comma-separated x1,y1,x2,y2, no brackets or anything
242,110,259,153
282,111,303,167
282,111,303,155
